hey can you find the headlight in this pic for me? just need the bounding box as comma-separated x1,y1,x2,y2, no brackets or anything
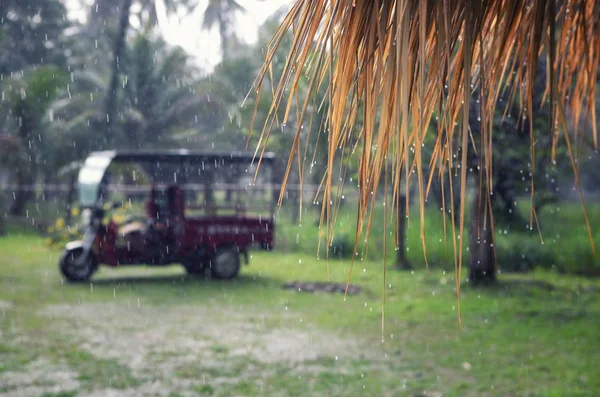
81,209,92,226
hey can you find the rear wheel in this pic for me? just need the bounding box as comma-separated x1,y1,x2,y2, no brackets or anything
210,247,240,279
60,247,97,282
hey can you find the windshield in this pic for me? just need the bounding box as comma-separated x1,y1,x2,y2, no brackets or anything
77,154,114,207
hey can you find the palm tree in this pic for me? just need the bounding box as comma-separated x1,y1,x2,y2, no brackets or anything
52,33,213,150
201,0,246,59
99,0,256,130
130,0,201,29
121,33,212,148
100,0,202,145
249,1,600,320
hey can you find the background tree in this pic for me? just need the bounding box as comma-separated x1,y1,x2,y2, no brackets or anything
202,0,246,60
101,0,204,146
121,32,211,148
1,66,68,215
0,0,68,74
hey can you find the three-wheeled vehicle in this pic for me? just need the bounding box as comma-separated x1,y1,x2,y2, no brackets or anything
60,150,276,282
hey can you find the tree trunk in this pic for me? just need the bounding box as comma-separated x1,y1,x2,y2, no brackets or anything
218,10,229,60
289,172,300,224
65,173,77,225
466,85,496,285
8,159,34,216
105,0,132,146
9,182,33,216
10,97,36,216
395,193,412,270
468,188,497,284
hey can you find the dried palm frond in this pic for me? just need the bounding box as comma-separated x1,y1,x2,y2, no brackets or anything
248,0,599,328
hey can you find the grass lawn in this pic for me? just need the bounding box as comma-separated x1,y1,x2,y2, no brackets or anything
0,233,599,396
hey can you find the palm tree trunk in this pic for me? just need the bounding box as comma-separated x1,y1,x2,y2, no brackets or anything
64,172,77,226
468,187,497,284
105,0,132,145
395,193,412,270
9,172,33,216
218,11,228,59
10,103,36,216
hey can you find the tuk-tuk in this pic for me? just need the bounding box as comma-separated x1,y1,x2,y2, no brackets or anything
60,150,276,282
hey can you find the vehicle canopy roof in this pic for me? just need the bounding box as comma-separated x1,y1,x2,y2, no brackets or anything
77,150,276,207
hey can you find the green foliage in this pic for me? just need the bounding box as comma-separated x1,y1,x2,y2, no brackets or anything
0,0,68,74
3,66,69,128
44,209,83,249
40,392,77,397
0,66,69,205
495,204,600,275
275,199,600,275
329,234,355,259
43,29,210,160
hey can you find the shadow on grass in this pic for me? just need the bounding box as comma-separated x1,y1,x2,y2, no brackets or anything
89,273,277,289
62,272,286,305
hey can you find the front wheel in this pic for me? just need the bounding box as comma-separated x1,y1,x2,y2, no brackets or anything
210,247,240,280
60,247,97,282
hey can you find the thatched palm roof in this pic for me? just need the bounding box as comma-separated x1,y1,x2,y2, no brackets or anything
249,0,599,324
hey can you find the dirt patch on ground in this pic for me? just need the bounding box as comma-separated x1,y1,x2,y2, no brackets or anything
0,358,79,397
43,303,363,365
0,300,12,311
283,281,363,295
12,302,377,396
